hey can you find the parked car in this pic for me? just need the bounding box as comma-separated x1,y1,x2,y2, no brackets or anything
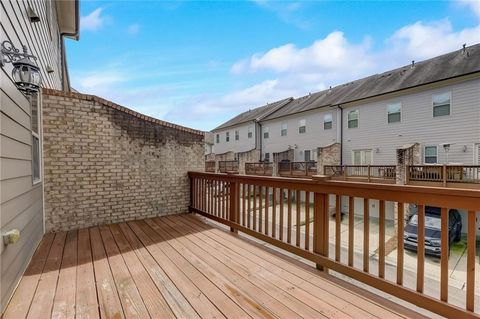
404,206,462,257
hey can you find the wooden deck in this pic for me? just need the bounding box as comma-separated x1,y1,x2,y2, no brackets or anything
3,214,427,319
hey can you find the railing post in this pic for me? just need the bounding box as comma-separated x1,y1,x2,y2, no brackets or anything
343,165,347,180
405,165,410,184
189,174,194,213
367,165,371,182
313,178,329,272
229,180,239,233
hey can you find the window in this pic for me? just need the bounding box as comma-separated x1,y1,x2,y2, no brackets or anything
323,113,332,130
248,126,253,138
433,92,451,117
216,134,219,143
424,146,438,164
31,93,41,183
235,130,239,141
298,119,306,134
281,123,288,136
264,153,270,162
304,150,311,161
226,132,230,142
348,110,358,128
263,127,269,139
387,102,401,123
352,149,372,165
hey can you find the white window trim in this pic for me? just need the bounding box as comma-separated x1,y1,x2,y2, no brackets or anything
323,113,333,130
263,127,270,139
247,126,253,138
432,91,452,118
31,93,42,185
423,145,438,164
386,102,402,124
235,130,239,141
281,123,288,136
347,110,359,129
351,149,373,165
298,119,306,134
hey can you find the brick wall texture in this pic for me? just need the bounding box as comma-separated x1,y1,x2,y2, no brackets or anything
42,89,204,232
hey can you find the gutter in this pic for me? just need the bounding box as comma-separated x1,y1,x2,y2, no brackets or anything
257,122,263,161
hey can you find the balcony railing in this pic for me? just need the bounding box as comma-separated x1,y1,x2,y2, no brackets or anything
245,162,273,176
189,171,480,318
218,160,239,173
278,161,317,178
324,165,396,182
408,165,480,186
205,161,216,172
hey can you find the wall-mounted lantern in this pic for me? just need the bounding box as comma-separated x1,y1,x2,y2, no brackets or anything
27,5,41,23
1,41,41,95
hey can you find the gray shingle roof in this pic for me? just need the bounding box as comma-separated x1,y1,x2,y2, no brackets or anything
261,43,480,120
212,97,293,131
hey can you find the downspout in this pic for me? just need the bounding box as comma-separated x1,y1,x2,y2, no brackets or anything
257,121,263,161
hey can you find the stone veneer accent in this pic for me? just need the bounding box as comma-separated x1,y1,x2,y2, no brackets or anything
42,89,204,232
317,143,341,174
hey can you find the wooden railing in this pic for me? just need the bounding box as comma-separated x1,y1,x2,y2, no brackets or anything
278,161,317,178
218,160,239,173
245,162,273,176
205,161,215,172
408,165,480,186
189,171,480,318
325,165,396,182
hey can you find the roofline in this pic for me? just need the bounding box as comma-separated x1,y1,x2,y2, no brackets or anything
260,71,480,122
211,119,256,133
56,0,80,40
42,89,205,137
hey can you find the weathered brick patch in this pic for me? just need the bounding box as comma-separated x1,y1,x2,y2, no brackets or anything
42,89,204,232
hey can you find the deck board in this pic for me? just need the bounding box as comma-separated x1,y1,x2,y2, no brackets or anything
4,214,427,319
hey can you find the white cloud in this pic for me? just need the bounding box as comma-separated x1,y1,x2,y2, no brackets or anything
77,71,125,89
456,0,480,17
127,24,140,35
80,8,105,31
252,0,310,30
387,19,480,60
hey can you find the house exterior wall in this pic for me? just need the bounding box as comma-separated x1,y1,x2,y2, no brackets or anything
212,122,257,155
261,108,339,162
41,90,204,232
0,1,67,312
342,78,480,165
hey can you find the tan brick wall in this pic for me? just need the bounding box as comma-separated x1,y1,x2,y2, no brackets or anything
42,90,204,232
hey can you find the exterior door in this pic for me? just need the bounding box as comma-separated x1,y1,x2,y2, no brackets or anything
352,149,373,165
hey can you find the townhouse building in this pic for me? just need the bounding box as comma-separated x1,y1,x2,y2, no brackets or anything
212,43,480,169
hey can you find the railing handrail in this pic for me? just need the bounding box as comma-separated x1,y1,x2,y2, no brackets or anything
189,171,480,210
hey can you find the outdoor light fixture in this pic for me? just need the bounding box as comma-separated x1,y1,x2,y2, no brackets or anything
1,41,41,95
27,5,41,23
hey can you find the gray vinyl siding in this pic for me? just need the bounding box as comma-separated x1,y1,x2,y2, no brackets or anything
1,0,64,312
342,78,480,165
212,122,257,154
261,108,339,161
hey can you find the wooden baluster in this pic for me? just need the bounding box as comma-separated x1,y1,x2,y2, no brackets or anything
265,186,269,235
296,190,301,247
324,194,330,263
259,186,263,233
466,210,476,311
440,207,448,302
222,181,225,218
200,178,204,212
416,204,425,292
287,189,292,244
279,188,284,241
229,181,239,232
242,184,246,226
272,188,277,238
348,196,354,267
397,203,405,285
247,184,251,228
305,192,310,251
379,200,386,279
335,194,341,262
363,198,369,272
253,185,257,231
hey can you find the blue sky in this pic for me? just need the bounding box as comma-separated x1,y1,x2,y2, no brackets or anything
67,0,480,131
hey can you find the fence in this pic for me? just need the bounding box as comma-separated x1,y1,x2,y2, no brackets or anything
205,161,215,172
324,165,396,182
218,160,239,173
245,162,273,176
408,165,480,186
278,161,317,178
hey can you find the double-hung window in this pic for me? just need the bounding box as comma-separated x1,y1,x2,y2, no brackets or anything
348,110,358,128
216,134,219,143
424,146,438,164
298,119,306,134
235,130,239,141
247,126,253,138
263,127,269,139
387,102,401,123
264,153,270,162
281,123,288,136
31,93,41,183
323,113,332,130
433,92,451,117
226,132,230,142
